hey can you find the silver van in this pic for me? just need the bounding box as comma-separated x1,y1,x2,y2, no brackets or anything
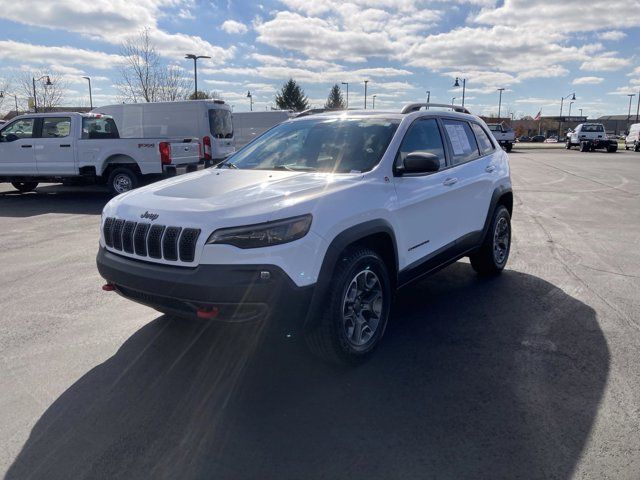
625,123,640,152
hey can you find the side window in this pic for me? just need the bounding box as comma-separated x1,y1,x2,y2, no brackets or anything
0,118,35,142
471,123,494,155
82,117,120,139
442,119,479,165
396,118,446,169
41,117,71,138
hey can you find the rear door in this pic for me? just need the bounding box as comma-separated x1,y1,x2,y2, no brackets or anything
439,119,497,242
0,117,37,174
34,116,76,175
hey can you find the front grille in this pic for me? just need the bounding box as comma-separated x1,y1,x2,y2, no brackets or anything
103,217,200,263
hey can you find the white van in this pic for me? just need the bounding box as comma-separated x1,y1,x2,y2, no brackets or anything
625,123,640,152
93,100,234,163
232,111,292,149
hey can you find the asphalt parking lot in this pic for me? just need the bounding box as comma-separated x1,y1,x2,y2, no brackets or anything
1,148,639,480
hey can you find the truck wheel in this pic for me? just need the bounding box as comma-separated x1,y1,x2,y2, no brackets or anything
580,142,589,152
470,205,511,276
565,141,572,149
305,247,391,364
635,142,640,152
11,181,38,193
505,143,512,153
607,144,617,153
107,167,138,195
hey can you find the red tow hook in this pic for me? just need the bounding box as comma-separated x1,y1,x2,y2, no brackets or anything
196,306,219,319
102,283,116,291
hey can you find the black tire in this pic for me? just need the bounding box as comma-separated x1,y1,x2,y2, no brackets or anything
565,140,572,149
11,181,38,193
470,205,511,276
107,167,138,195
505,143,512,153
580,141,589,152
607,144,617,153
625,144,629,150
305,247,392,364
635,142,640,152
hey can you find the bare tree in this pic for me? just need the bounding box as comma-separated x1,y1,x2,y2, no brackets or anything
117,28,190,103
0,77,11,114
19,71,67,112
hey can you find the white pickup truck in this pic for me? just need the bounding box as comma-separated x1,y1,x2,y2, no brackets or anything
0,112,200,194
487,123,515,152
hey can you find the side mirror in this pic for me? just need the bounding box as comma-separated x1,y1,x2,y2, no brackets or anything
399,151,441,175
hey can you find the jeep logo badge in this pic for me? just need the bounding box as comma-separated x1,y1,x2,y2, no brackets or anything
140,211,159,221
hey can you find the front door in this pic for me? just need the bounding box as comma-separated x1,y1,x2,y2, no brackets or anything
0,117,37,175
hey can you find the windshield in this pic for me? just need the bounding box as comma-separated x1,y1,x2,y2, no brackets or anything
582,124,604,132
209,109,233,139
221,117,399,173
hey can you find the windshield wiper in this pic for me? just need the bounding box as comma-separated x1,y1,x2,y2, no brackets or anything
271,165,317,172
217,162,238,169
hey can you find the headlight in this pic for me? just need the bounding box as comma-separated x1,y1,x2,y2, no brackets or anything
206,214,312,249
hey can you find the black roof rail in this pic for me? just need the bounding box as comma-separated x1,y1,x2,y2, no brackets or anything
401,103,471,114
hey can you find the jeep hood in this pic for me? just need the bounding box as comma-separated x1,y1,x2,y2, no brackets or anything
105,168,361,225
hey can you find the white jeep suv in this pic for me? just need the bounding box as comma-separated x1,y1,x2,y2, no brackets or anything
97,103,513,363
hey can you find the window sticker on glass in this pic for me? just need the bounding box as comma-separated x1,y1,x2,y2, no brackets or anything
445,124,471,155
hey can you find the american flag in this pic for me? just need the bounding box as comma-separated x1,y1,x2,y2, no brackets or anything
534,110,542,121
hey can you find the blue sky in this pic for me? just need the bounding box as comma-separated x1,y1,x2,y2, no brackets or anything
0,0,639,117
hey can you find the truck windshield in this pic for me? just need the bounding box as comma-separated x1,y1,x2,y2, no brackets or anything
209,109,233,139
221,117,399,173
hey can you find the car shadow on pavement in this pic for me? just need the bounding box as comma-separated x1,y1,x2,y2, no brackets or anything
0,185,110,217
6,263,609,480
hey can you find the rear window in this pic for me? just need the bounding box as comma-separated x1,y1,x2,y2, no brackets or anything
82,116,119,139
488,125,501,132
582,124,604,133
209,109,233,139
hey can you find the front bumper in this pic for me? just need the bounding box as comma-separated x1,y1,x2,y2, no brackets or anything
96,248,314,330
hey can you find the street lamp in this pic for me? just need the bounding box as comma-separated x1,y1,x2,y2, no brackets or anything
627,93,636,123
246,90,253,111
185,54,211,99
451,97,456,105
0,91,19,114
341,82,349,109
453,77,466,107
372,94,377,109
426,90,430,109
82,76,93,109
32,75,52,113
497,88,505,118
558,92,576,139
364,80,369,109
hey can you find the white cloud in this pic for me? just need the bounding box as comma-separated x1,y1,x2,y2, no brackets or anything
597,30,627,41
221,20,249,34
580,54,631,71
0,40,123,70
572,76,604,85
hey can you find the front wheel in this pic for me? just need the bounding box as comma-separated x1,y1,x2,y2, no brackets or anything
107,167,138,195
566,141,572,149
305,247,391,364
607,144,617,153
11,181,38,193
505,142,512,153
470,205,511,276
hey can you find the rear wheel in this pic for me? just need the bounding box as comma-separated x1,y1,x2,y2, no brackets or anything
107,167,138,195
565,140,572,149
607,144,617,153
305,247,391,364
470,205,511,276
11,181,38,193
635,142,640,152
505,142,512,153
580,141,589,152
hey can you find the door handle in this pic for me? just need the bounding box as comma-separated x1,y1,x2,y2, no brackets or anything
60,144,71,148
485,165,496,173
443,177,458,186
21,145,32,148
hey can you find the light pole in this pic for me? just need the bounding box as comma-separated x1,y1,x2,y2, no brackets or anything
246,91,253,111
426,90,430,109
558,92,576,139
32,75,52,113
341,82,349,109
453,77,466,107
497,88,505,119
568,101,574,118
82,76,93,109
579,108,583,118
627,93,636,123
185,54,211,99
451,97,456,105
636,89,640,123
0,91,19,114
364,80,369,109
372,94,377,109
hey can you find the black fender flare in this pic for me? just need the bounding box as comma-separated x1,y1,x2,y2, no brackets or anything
479,185,513,246
303,219,398,330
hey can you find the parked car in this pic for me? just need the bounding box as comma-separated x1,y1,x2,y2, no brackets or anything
487,123,515,152
518,135,531,142
0,113,200,194
625,123,640,152
566,123,617,153
232,111,292,149
544,136,558,143
94,100,234,165
531,135,545,142
97,102,513,363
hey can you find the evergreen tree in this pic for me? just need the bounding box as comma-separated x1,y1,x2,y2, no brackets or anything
275,78,309,111
188,90,211,100
324,84,346,109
